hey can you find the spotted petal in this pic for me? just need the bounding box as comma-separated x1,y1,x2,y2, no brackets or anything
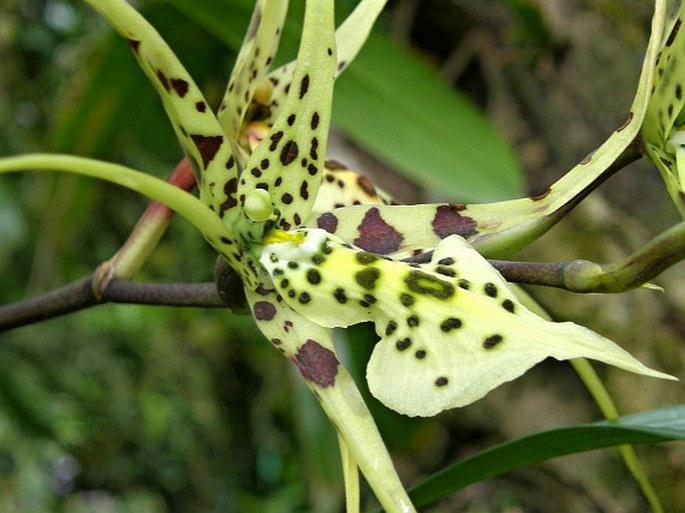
84,0,238,216
259,229,675,417
643,0,685,216
236,0,336,234
308,1,670,259
216,0,289,153
244,286,416,512
256,0,389,127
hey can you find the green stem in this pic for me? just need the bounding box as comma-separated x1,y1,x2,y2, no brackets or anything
0,154,230,245
484,220,685,292
571,360,664,513
338,435,361,513
515,286,664,512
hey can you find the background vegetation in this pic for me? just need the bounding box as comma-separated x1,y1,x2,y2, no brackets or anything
0,1,683,511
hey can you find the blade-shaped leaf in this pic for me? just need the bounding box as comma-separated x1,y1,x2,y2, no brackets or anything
405,404,685,510
333,30,524,202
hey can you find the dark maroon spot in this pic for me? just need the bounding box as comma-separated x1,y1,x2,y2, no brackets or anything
280,140,299,165
246,10,262,38
435,376,449,387
483,334,504,349
271,338,282,345
616,112,633,132
580,149,596,165
195,101,207,112
269,131,284,151
294,213,301,225
311,112,320,130
253,301,277,321
338,61,347,71
191,134,223,168
354,207,403,254
356,174,377,196
260,158,270,169
226,156,235,169
127,39,141,52
307,164,318,176
299,74,310,99
291,339,339,387
287,114,296,126
300,180,309,200
317,212,338,233
666,18,681,47
432,204,477,239
224,177,237,197
325,159,346,170
219,177,238,214
530,188,551,201
255,283,272,296
309,137,319,160
170,78,189,97
281,193,293,204
155,70,170,91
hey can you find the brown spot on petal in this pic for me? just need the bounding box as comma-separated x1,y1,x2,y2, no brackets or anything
616,112,633,132
191,134,223,168
127,39,141,53
325,159,347,170
253,301,277,321
219,177,238,214
156,70,170,91
354,207,403,254
580,149,596,165
170,78,189,97
530,188,551,202
317,212,338,233
292,339,339,387
666,18,681,47
432,204,477,239
280,140,299,165
356,174,377,196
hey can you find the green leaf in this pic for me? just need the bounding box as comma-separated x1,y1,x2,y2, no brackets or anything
334,31,525,202
405,404,685,510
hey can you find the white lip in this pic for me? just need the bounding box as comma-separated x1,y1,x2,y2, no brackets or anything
260,228,329,269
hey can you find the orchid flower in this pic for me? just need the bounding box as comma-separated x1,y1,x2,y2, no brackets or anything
0,1,680,511
642,0,685,217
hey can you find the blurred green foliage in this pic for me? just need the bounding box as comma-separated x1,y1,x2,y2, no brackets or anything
1,1,681,512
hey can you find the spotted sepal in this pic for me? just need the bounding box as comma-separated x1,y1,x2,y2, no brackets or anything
235,0,336,234
259,229,675,417
244,285,416,512
83,0,266,287
310,159,394,215
216,0,288,154
307,203,476,259
84,0,239,217
258,0,389,126
311,3,671,259
642,2,685,215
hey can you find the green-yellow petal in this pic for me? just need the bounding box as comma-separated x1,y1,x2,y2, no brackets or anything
260,229,676,417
